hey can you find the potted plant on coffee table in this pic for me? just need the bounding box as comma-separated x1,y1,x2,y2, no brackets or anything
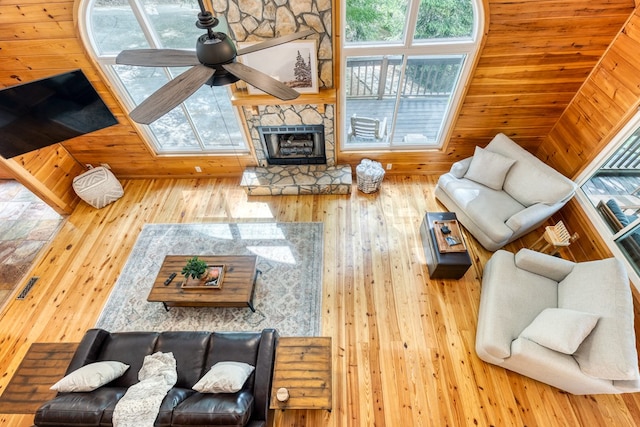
181,256,208,286
181,256,224,288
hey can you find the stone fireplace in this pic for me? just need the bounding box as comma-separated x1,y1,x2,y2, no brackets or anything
244,104,336,167
258,125,326,165
240,105,351,196
223,0,349,195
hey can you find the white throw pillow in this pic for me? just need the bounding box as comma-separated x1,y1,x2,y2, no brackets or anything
464,146,516,190
193,361,255,393
50,361,130,392
520,308,599,354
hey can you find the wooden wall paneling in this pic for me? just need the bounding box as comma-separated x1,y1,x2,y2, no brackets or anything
0,157,78,215
0,53,94,83
552,200,613,262
580,78,628,120
540,10,640,179
0,3,73,26
0,22,75,41
0,0,632,183
0,39,85,56
601,49,640,94
537,9,640,265
590,66,640,109
0,0,633,181
488,0,634,18
611,34,640,71
0,162,13,179
0,0,99,211
12,145,84,213
446,0,634,164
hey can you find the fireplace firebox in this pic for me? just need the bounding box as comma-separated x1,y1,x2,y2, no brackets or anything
258,125,326,165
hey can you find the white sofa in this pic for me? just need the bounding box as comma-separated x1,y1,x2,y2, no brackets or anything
435,133,577,251
476,249,640,394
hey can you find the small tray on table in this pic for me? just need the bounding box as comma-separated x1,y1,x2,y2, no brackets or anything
433,220,467,253
181,265,225,289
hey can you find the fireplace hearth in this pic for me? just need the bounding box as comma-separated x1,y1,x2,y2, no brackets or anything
258,125,326,165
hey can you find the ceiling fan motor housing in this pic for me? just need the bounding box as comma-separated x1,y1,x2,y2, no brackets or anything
196,33,236,66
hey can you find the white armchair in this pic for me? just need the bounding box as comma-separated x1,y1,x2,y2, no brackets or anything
435,133,577,251
476,249,640,394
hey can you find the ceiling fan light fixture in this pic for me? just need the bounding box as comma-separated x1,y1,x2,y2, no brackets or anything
208,72,240,87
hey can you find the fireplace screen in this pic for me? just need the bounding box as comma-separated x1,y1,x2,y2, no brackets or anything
258,125,326,165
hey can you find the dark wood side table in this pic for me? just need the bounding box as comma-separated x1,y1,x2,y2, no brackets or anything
269,336,332,411
420,212,472,279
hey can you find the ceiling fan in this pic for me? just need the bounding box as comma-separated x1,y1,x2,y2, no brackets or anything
115,0,314,125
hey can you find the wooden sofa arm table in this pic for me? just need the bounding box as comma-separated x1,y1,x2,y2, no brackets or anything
269,336,332,411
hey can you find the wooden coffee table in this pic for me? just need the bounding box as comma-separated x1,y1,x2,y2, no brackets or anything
148,255,259,311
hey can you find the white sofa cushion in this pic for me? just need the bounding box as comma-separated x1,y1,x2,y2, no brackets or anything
520,308,599,354
50,361,130,392
450,157,472,178
464,146,516,190
514,248,574,282
193,361,255,393
558,258,639,380
485,133,576,206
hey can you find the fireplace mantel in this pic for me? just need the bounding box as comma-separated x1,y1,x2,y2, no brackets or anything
231,88,336,114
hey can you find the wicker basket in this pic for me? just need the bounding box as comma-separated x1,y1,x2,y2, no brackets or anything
356,159,385,193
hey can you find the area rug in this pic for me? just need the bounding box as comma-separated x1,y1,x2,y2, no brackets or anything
95,222,323,336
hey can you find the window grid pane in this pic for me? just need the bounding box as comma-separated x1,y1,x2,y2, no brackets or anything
414,0,474,40
345,55,464,147
88,0,247,154
615,229,640,277
140,0,203,49
345,0,410,44
91,0,148,54
581,122,640,278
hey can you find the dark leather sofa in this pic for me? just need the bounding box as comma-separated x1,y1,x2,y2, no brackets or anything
34,328,278,427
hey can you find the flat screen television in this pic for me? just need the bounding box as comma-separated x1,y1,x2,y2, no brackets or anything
0,69,118,158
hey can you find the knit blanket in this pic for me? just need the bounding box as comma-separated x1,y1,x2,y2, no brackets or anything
113,352,177,427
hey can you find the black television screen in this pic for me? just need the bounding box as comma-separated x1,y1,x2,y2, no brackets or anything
0,69,118,158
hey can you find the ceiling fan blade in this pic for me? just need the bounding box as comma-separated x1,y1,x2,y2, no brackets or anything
222,62,299,101
236,30,315,56
129,65,215,124
116,49,199,67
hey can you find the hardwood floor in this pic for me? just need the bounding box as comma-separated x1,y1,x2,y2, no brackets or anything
1,176,640,426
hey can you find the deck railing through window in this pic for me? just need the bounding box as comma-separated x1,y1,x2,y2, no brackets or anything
602,128,640,170
345,56,462,99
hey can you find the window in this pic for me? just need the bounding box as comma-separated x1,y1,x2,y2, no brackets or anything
80,0,247,154
578,110,640,284
342,0,482,149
